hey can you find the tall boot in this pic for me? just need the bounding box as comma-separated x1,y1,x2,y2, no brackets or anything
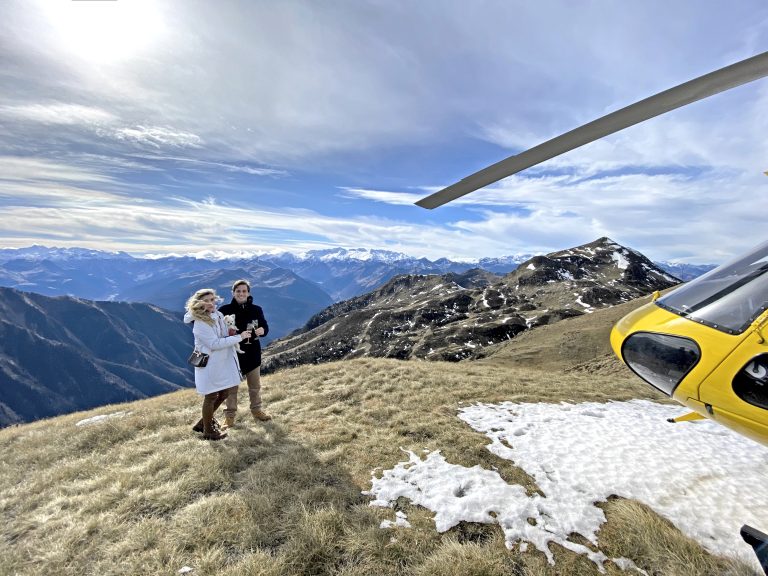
192,417,221,433
201,393,227,440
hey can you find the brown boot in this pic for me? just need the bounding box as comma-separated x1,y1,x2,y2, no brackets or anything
193,417,222,433
202,429,227,441
252,409,272,421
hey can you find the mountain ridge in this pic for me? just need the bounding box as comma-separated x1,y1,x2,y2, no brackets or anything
0,244,714,307
262,237,680,373
0,287,194,426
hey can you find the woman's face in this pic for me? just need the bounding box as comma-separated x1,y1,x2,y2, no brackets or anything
233,284,249,304
201,293,217,313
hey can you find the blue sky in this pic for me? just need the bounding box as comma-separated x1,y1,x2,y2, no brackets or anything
1,1,768,263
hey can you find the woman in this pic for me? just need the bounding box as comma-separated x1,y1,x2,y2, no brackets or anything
184,288,251,440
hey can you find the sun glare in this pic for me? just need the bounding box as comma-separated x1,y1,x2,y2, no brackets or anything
41,0,164,63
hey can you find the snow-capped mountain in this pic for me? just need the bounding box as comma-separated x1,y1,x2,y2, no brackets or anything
652,261,717,282
0,246,522,306
0,244,712,342
0,245,135,261
0,251,332,341
263,237,680,372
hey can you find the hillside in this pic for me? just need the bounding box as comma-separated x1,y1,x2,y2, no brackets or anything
476,293,662,374
262,237,679,373
0,287,193,426
1,293,761,575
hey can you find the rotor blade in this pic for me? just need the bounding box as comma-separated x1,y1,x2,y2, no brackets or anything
416,51,768,209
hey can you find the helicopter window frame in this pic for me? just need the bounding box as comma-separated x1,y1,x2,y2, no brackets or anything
655,239,768,335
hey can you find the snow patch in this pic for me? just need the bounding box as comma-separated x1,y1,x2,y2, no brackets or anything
76,411,131,427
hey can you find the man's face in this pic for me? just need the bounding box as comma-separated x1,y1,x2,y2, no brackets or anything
233,284,249,304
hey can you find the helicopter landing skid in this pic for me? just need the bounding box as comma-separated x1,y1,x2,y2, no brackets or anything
741,524,768,575
665,411,706,424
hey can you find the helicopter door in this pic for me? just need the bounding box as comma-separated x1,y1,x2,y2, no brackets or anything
697,325,768,445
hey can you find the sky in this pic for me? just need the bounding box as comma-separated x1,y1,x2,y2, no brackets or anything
2,1,768,264
365,399,768,573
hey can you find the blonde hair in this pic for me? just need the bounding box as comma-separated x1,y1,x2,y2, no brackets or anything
185,288,217,325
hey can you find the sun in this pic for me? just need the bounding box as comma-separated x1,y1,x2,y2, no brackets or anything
40,0,164,63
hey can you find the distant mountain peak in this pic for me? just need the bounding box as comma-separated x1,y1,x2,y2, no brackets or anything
263,237,681,372
304,247,411,263
0,245,134,262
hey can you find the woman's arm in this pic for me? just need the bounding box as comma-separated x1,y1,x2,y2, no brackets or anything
193,320,242,352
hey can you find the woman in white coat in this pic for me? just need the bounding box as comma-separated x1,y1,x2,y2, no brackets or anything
185,288,252,440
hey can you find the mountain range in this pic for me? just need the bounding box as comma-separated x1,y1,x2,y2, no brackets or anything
0,287,193,427
0,248,334,341
0,238,700,427
0,245,713,339
263,237,679,372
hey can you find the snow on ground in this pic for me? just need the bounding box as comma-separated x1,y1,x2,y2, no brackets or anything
75,411,132,426
365,399,768,572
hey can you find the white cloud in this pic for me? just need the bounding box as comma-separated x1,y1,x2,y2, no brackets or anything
415,168,768,262
340,188,423,206
0,103,117,126
0,156,117,184
113,126,203,149
1,1,768,261
131,155,286,177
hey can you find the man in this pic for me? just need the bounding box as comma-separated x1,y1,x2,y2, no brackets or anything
218,279,272,425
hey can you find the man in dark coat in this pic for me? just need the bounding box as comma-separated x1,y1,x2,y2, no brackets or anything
218,279,271,425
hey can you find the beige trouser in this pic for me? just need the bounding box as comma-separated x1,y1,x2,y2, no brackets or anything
223,367,262,418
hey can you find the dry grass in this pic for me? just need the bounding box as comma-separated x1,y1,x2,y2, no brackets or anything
0,297,759,575
597,497,756,576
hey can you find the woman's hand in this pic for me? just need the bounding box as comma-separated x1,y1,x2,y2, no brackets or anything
239,330,252,341
255,327,265,337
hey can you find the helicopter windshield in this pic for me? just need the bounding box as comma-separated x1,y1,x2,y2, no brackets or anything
656,239,768,335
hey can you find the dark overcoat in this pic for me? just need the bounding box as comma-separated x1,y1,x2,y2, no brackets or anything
218,295,269,375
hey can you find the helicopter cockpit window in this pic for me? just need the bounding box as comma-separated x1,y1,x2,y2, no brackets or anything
656,239,768,335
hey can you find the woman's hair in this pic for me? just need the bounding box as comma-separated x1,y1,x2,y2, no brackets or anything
232,279,251,292
185,288,217,325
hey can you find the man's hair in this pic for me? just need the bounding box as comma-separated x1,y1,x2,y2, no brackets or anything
232,279,251,293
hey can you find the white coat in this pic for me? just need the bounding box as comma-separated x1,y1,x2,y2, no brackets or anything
190,311,243,395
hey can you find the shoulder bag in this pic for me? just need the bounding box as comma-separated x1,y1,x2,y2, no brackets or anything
187,349,209,368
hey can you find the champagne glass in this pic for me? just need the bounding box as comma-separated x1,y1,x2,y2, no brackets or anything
246,320,259,343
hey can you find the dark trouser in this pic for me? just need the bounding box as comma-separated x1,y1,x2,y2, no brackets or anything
202,387,235,433
223,367,262,418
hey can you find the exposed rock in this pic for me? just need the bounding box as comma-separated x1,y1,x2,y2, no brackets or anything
262,238,680,373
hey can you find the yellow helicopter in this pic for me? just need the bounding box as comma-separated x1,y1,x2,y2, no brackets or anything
416,51,768,571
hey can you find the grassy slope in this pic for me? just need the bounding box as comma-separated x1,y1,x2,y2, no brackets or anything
476,293,657,374
0,296,757,576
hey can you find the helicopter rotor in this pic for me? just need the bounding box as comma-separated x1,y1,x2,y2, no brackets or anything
416,51,768,209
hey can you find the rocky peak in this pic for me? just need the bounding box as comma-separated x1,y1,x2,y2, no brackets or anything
263,238,680,372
